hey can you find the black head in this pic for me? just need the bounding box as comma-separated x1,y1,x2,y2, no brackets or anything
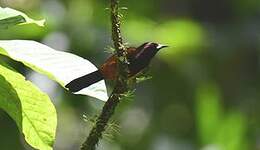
140,42,168,51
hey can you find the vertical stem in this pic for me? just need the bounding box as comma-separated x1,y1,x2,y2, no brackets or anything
111,0,123,51
80,0,129,150
111,0,129,87
80,90,121,150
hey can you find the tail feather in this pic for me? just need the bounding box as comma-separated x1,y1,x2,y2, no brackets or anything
65,70,104,92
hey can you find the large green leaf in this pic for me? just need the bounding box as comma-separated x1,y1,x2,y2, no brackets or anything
0,40,108,101
0,63,57,150
0,7,45,29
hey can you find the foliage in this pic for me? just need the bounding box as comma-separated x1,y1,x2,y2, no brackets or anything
0,0,259,150
0,62,56,150
0,7,44,28
0,6,107,150
196,83,248,150
0,40,108,101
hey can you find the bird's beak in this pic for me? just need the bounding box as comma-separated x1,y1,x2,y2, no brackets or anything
156,44,169,50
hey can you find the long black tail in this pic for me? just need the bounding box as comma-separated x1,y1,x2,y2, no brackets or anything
65,70,104,92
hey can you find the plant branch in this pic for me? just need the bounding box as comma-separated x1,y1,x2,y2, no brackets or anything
80,0,129,150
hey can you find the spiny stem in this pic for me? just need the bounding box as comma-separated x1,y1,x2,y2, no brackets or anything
80,0,129,149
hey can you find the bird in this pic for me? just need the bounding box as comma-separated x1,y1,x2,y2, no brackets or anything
65,42,168,92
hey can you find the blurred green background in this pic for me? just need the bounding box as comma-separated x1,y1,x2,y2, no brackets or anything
0,0,260,150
